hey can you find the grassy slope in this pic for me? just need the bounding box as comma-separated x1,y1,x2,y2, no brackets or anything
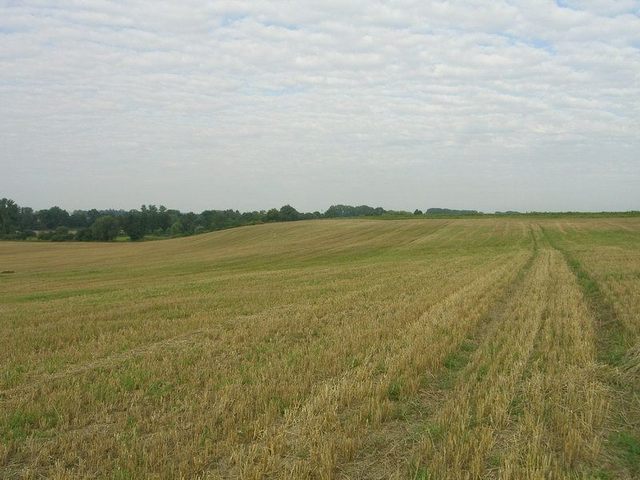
0,218,638,479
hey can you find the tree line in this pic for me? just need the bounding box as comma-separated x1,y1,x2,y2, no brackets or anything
5,199,633,242
0,198,411,242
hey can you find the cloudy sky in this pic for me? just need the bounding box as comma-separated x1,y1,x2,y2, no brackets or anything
1,1,639,212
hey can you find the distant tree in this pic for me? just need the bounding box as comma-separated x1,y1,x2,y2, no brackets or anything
426,208,479,216
169,220,184,236
74,227,94,241
86,209,101,226
266,208,280,222
181,212,198,234
19,206,37,231
141,204,172,232
0,198,20,234
279,204,300,222
166,209,182,228
37,206,70,229
69,210,90,228
324,204,386,218
91,216,120,241
156,206,171,231
200,210,216,230
414,209,423,215
324,205,347,217
2,200,369,241
50,226,74,241
122,211,147,240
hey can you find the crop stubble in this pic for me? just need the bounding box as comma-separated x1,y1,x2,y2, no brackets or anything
1,218,638,478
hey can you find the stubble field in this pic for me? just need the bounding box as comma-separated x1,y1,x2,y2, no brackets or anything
1,218,639,479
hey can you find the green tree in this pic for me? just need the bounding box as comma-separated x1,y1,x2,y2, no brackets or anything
157,206,171,231
69,210,90,228
181,212,198,234
37,206,70,229
169,220,184,236
324,204,386,218
266,208,280,222
0,198,19,234
19,207,36,230
86,209,101,226
91,216,120,241
74,228,94,241
51,226,73,241
279,204,300,221
122,211,147,240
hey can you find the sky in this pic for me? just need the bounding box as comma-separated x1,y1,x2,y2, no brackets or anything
1,0,639,213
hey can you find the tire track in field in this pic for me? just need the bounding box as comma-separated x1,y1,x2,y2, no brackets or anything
406,228,618,479
483,245,608,478
404,235,554,479
226,250,533,478
540,226,628,366
335,228,540,479
541,226,640,479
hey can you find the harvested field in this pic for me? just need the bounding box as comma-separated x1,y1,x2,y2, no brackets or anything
1,218,639,478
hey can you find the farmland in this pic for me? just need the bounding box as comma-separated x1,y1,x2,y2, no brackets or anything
1,218,639,479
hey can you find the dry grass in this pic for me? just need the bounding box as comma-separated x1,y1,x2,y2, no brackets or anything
0,218,638,478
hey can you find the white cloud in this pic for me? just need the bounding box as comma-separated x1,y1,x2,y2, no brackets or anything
1,0,639,212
